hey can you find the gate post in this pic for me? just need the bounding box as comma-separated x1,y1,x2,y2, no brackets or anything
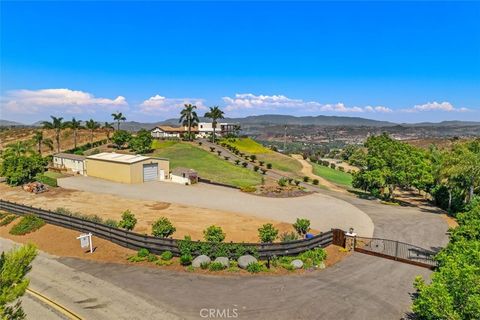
394,241,399,261
345,228,357,252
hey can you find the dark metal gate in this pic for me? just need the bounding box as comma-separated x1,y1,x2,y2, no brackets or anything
354,236,438,269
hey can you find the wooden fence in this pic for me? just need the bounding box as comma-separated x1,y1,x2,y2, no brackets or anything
0,199,337,258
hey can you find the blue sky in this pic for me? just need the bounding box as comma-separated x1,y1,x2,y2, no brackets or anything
1,1,479,124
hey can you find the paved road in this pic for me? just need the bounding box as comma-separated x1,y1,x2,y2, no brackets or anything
4,177,449,320
58,176,375,237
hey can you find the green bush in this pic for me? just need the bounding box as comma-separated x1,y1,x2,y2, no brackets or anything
160,251,173,261
253,165,260,172
203,225,226,243
209,261,227,271
303,176,310,182
0,212,9,220
147,254,158,262
242,162,248,168
200,261,210,269
279,231,299,242
180,254,193,266
35,174,57,187
258,223,279,243
299,248,327,268
250,155,257,162
0,215,18,227
118,209,137,231
266,163,272,169
261,169,267,175
294,180,301,186
312,179,319,185
259,161,265,166
293,218,311,236
9,215,45,235
104,219,118,228
277,178,288,187
234,159,241,165
151,217,176,238
138,248,150,258
246,262,263,273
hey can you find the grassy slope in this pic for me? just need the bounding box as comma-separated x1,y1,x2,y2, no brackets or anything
223,138,302,175
152,141,262,188
311,163,353,187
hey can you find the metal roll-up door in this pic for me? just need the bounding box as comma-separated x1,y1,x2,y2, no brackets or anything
143,163,158,182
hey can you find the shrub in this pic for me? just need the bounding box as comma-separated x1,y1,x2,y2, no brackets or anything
279,231,299,242
217,150,222,156
234,159,241,165
338,166,345,172
200,261,210,269
118,210,137,231
250,155,257,162
198,141,203,146
294,180,301,186
246,262,263,273
277,178,288,187
104,219,118,228
299,248,327,268
147,254,158,262
224,156,230,161
35,174,57,187
160,251,173,261
258,223,279,243
330,163,336,169
203,225,226,243
209,261,226,271
242,162,248,168
83,214,103,224
261,169,267,175
266,163,272,169
288,178,293,184
180,254,193,266
312,179,319,185
259,161,265,166
138,248,150,258
253,165,259,172
303,176,310,182
0,212,8,220
9,215,45,235
240,185,256,193
210,147,215,152
151,217,176,238
293,218,311,236
0,215,17,226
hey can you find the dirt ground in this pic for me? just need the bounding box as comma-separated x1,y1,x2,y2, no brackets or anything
0,183,295,242
0,221,346,275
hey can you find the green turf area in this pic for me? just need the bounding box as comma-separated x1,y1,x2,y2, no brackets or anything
222,138,302,175
151,140,179,150
311,163,353,187
43,171,64,179
153,142,262,188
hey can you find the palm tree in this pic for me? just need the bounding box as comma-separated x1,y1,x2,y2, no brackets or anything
103,122,114,141
66,117,83,150
204,106,225,143
111,112,126,130
32,131,53,155
41,116,67,152
85,119,100,144
179,104,199,141
5,141,34,157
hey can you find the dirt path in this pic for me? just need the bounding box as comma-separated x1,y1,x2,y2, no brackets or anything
291,154,346,193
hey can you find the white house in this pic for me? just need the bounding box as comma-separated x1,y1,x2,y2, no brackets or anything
150,126,184,138
197,122,236,138
52,153,86,175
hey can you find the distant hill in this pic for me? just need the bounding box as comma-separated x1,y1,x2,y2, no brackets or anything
0,119,27,127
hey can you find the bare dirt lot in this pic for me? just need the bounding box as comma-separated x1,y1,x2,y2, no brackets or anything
0,183,294,242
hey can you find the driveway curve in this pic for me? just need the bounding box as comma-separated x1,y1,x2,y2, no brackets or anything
58,176,375,237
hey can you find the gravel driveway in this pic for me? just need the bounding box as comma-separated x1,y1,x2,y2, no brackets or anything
58,176,375,237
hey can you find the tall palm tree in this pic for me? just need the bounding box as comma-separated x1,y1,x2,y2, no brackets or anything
32,131,53,155
111,112,126,130
204,106,225,143
179,104,199,141
103,122,114,141
66,117,83,150
41,116,67,152
85,119,101,144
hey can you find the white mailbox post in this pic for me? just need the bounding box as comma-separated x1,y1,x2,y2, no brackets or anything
77,233,93,253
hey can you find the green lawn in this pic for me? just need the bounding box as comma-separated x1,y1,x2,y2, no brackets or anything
152,142,262,188
43,171,65,179
311,163,353,187
151,140,179,150
223,138,303,176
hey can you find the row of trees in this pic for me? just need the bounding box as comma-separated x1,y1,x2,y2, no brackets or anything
351,134,479,213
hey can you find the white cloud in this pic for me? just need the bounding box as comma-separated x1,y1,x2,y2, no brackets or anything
222,93,392,114
139,94,207,115
404,101,468,113
2,88,127,115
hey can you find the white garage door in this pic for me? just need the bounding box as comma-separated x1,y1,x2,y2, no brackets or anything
143,163,158,182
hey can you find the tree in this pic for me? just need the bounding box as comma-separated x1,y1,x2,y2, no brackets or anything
258,223,279,243
179,104,199,141
129,129,152,154
111,130,131,149
66,118,83,150
151,217,176,238
117,210,137,231
204,106,225,143
293,218,311,236
111,112,126,131
4,141,34,158
41,116,67,152
103,122,114,141
203,225,226,243
31,131,53,156
85,119,100,144
0,153,47,186
0,243,37,319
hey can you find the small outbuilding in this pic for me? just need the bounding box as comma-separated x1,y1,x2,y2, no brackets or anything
85,152,169,184
170,167,198,185
53,153,86,175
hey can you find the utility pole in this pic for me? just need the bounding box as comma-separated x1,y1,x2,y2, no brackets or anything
284,124,287,152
